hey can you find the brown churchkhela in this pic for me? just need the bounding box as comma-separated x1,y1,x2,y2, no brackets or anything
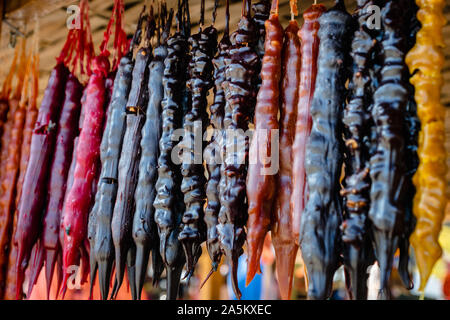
4,48,39,300
272,0,301,301
246,0,282,287
290,3,325,269
0,40,27,298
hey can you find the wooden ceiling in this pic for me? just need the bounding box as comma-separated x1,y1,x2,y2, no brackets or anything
0,0,448,103
0,0,450,201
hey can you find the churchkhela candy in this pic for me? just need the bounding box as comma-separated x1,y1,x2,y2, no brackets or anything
90,9,144,300
369,0,409,299
111,12,154,299
341,0,378,300
178,0,218,279
0,39,27,299
246,0,283,288
15,61,69,300
4,45,39,300
397,0,421,291
290,4,325,274
154,0,190,300
133,6,172,300
203,0,231,279
219,0,259,299
406,0,447,293
300,0,353,300
272,0,301,301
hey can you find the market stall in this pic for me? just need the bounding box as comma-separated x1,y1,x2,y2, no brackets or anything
0,0,448,301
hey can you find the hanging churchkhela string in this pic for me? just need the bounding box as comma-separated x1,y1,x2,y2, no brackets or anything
154,0,190,300
4,32,39,300
290,5,325,295
0,38,27,299
340,0,378,300
368,0,410,300
15,23,70,302
60,0,127,298
133,5,172,300
300,0,353,300
203,0,230,284
177,0,218,281
272,0,301,301
0,0,445,301
219,0,260,299
397,0,421,291
246,0,283,289
89,8,145,300
111,9,155,300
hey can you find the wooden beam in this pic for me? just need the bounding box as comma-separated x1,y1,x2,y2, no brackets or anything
5,0,34,14
0,0,4,43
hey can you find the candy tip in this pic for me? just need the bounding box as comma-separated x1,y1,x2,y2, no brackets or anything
273,243,297,300
199,267,215,290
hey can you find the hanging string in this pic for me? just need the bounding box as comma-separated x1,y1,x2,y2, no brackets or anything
145,5,156,47
11,37,28,100
131,6,147,52
156,1,162,46
176,0,181,33
225,0,230,37
184,0,191,38
98,0,127,72
212,0,219,25
271,0,279,16
200,0,205,28
57,0,94,81
290,0,298,20
243,0,251,18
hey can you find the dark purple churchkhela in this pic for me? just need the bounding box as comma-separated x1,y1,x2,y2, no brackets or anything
218,0,259,299
133,8,173,300
154,2,190,300
300,0,353,300
369,0,409,300
88,11,145,300
204,0,231,276
397,0,420,291
178,2,218,279
111,15,154,299
341,0,378,300
34,73,84,299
